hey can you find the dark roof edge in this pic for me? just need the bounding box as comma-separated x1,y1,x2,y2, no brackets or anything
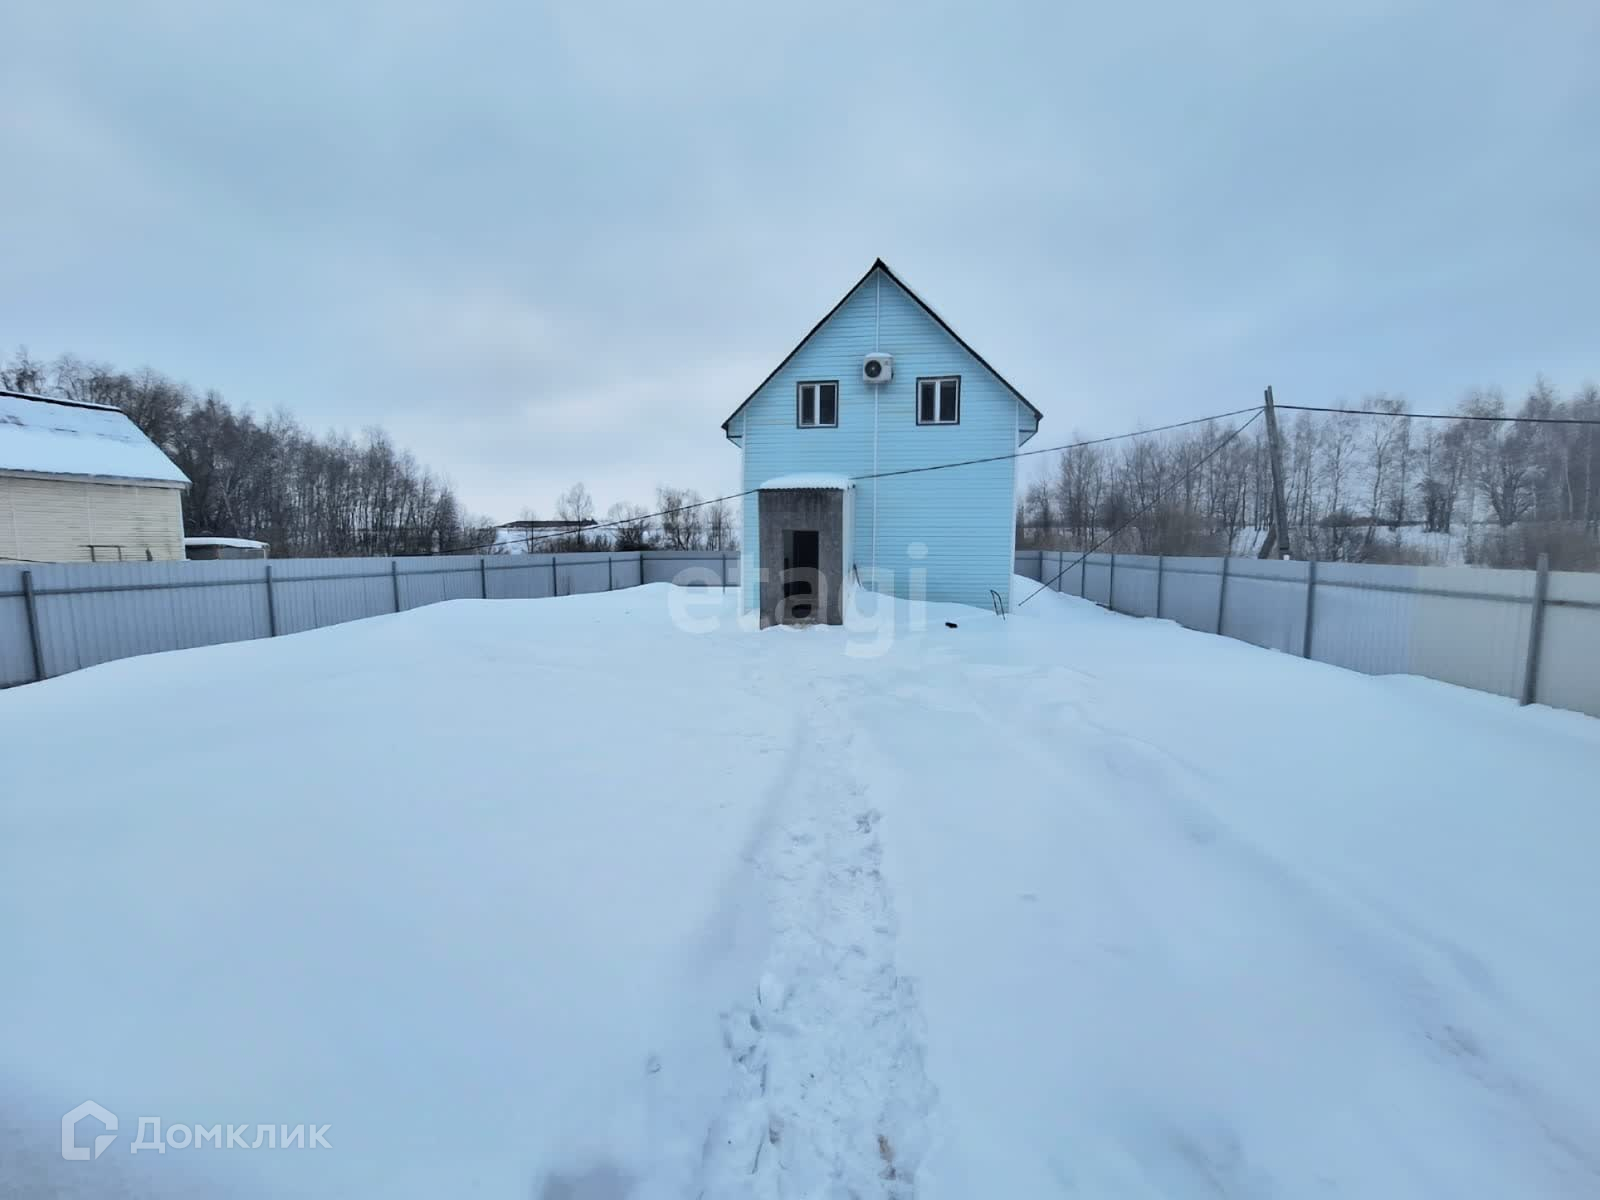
721,258,1043,438
720,259,880,436
873,259,1044,426
0,388,124,414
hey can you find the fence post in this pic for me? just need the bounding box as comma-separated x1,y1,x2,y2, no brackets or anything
721,553,728,587
607,555,614,592
1215,556,1230,636
1080,553,1087,598
1155,554,1164,619
478,556,487,599
391,560,402,612
550,555,558,597
1301,559,1317,658
265,563,279,637
20,569,46,682
1108,552,1116,612
1520,552,1551,706
639,550,644,587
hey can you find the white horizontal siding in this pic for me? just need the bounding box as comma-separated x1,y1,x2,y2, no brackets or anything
739,268,1021,610
0,474,185,562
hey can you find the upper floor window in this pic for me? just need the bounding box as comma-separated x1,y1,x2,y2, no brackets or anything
917,376,960,425
796,381,838,428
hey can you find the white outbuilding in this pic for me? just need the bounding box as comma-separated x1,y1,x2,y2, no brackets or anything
0,388,190,563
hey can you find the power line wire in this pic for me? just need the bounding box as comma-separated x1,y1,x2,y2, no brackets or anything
468,392,1584,558
453,405,1269,555
849,406,1263,483
440,488,761,556
1016,409,1265,609
1275,404,1600,427
324,397,1600,558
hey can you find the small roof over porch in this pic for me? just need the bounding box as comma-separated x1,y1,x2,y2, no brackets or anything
758,473,851,491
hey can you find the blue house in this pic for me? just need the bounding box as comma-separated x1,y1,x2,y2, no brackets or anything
722,259,1042,626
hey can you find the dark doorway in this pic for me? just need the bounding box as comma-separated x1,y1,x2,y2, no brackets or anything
783,529,820,620
757,486,844,628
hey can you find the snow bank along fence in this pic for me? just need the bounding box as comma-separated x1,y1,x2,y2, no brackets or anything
6,547,1595,717
1017,550,1600,719
0,550,739,687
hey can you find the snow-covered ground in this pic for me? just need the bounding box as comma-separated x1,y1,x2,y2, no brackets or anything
4,581,1598,1198
1230,525,1469,565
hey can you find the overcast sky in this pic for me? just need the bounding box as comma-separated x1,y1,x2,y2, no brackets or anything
4,2,1597,521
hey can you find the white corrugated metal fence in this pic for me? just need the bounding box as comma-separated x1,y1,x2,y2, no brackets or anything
0,550,738,688
1015,550,1600,718
4,548,1596,719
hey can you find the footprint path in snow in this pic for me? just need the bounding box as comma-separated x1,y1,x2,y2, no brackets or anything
697,681,935,1199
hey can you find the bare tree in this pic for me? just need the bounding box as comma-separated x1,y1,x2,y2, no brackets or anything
1014,374,1598,569
1359,394,1407,554
551,482,599,550
556,482,595,525
1419,423,1462,532
0,346,48,393
705,498,740,552
655,485,706,549
3,347,489,557
11,344,1598,571
605,502,654,550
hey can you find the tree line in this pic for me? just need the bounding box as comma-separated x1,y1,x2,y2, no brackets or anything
498,482,739,554
2,348,736,558
3,348,496,556
14,344,1589,568
1017,378,1600,570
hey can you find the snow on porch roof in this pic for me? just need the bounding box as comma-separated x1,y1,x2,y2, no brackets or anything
758,473,852,491
0,389,189,485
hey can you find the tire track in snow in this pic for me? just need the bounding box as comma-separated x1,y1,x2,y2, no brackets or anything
696,678,935,1199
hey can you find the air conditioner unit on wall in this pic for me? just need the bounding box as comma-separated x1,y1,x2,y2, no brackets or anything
863,353,893,384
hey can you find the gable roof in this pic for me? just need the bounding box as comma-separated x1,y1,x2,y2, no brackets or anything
0,389,190,486
721,258,1043,437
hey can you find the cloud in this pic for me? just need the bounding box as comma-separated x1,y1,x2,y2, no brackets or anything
2,0,1597,521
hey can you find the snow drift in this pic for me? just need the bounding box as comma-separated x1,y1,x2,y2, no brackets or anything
3,581,1597,1197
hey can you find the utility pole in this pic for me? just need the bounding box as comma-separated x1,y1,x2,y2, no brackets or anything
1260,385,1295,560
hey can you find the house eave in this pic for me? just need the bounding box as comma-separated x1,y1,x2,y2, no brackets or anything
0,467,191,490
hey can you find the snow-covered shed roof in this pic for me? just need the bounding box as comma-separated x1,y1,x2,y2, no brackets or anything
759,473,852,490
184,537,268,550
0,390,189,486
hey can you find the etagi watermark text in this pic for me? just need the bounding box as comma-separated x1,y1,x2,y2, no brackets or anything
62,1100,330,1161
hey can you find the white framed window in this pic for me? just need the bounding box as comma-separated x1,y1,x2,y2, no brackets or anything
796,381,839,428
917,376,960,425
